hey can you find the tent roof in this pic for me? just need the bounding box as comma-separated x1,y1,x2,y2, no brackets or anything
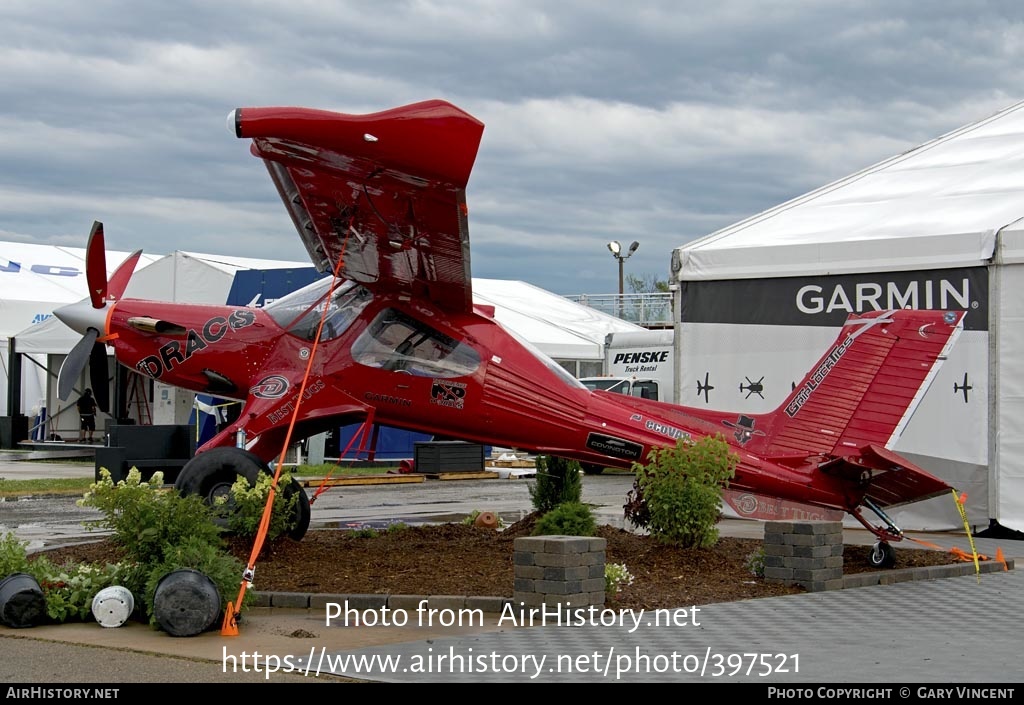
674,100,1024,280
473,278,647,359
0,242,162,337
13,249,310,354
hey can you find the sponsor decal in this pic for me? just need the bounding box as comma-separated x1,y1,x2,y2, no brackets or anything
722,414,766,445
430,380,467,409
0,260,78,277
585,433,643,461
644,419,690,442
266,379,326,424
723,490,843,522
364,392,413,407
612,351,670,365
680,267,988,331
135,310,257,379
784,334,855,417
796,279,970,315
250,375,289,399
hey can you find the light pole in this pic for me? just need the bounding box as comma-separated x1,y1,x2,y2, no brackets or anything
607,240,639,318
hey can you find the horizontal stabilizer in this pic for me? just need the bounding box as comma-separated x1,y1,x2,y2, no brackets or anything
820,444,951,508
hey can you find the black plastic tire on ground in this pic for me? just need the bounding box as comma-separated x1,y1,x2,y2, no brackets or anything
174,447,311,541
581,463,606,475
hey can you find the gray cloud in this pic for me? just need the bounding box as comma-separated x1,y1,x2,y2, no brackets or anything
1,1,1021,294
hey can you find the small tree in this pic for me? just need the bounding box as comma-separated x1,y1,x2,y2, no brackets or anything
624,434,738,548
528,455,583,514
532,501,596,537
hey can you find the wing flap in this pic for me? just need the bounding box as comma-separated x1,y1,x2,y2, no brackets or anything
233,101,484,314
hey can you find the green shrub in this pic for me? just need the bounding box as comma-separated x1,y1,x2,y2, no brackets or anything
32,557,138,623
58,466,254,630
605,562,635,600
745,548,766,578
528,456,583,514
349,527,380,539
532,501,596,536
142,535,250,629
221,470,298,541
0,531,32,577
78,468,223,565
624,435,738,548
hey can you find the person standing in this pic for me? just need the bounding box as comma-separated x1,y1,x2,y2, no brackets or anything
76,388,98,443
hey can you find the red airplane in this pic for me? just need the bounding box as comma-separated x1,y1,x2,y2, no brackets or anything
53,99,966,567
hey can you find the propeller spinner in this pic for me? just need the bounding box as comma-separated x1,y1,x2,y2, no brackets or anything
53,221,142,413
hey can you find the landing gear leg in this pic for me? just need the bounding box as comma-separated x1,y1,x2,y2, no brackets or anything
850,498,904,569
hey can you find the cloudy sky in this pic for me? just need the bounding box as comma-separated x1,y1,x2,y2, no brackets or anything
1,1,1021,296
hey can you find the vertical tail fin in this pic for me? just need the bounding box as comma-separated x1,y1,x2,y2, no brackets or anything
764,309,964,458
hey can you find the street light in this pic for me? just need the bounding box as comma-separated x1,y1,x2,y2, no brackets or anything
607,240,639,317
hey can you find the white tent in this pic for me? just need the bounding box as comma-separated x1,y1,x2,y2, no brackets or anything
670,99,1024,533
0,242,162,424
472,278,647,367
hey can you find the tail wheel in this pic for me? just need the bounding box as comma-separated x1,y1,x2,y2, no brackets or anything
868,541,897,569
175,447,310,540
581,463,606,475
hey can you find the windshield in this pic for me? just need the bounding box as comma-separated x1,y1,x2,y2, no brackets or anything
264,278,372,341
581,378,630,393
351,308,481,378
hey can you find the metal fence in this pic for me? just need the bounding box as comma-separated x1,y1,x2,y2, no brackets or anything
565,292,673,328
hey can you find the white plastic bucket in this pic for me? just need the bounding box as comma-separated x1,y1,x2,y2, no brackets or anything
91,586,135,628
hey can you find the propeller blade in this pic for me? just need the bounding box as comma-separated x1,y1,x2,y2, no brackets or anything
85,221,107,309
57,327,99,401
107,249,143,302
90,343,110,413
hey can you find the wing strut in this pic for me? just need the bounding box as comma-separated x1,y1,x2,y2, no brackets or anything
223,223,353,636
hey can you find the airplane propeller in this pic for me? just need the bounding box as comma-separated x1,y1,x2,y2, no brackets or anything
54,221,142,414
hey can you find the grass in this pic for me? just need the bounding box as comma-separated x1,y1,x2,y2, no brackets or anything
0,461,403,498
0,477,96,496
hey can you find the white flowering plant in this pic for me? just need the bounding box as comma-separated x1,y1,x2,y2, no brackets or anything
604,562,635,599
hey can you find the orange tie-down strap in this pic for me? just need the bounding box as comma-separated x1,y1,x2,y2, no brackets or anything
905,536,1008,571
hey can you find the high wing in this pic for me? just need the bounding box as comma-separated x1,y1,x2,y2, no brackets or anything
229,100,485,315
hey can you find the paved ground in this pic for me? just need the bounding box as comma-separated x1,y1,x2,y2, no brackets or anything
2,455,1022,685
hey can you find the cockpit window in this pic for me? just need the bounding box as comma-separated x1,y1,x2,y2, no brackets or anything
351,308,481,378
264,278,372,341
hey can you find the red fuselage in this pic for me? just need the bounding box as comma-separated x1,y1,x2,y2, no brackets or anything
103,282,864,515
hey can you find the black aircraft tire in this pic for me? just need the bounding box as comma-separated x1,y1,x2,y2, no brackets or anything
868,541,897,569
581,463,606,475
287,477,311,541
175,447,310,540
175,447,264,501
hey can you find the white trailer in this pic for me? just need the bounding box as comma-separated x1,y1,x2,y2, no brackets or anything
579,328,675,403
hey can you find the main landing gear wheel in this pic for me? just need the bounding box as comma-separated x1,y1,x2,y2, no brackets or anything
581,463,605,475
174,447,311,540
868,541,897,569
